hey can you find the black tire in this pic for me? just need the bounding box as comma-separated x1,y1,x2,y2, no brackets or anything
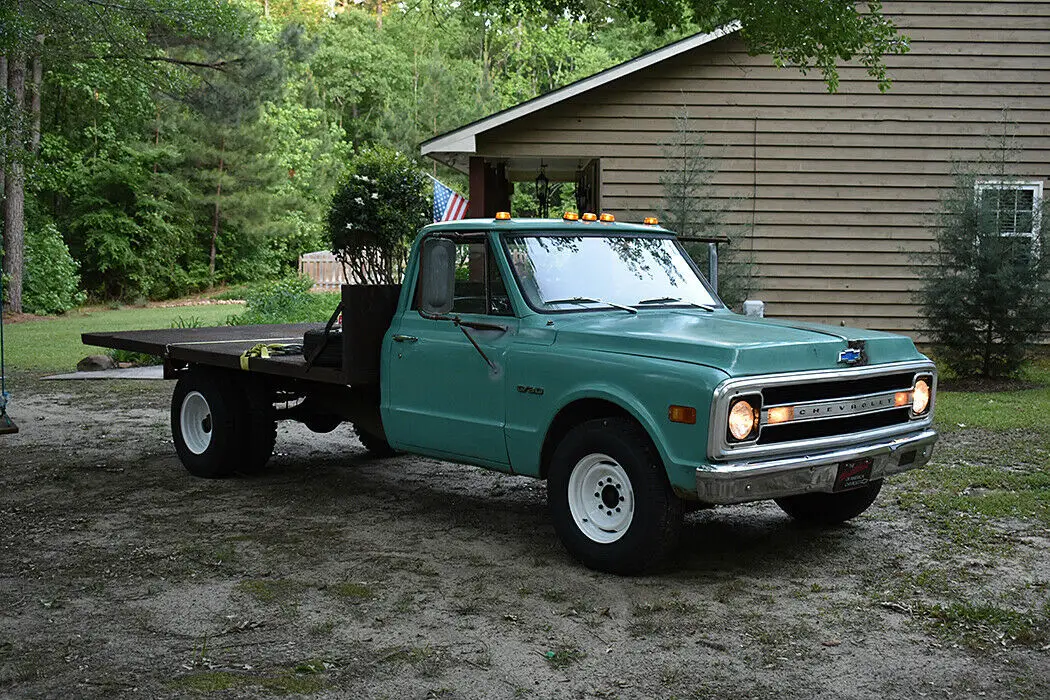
353,424,397,457
171,371,242,479
236,377,276,475
547,417,683,575
774,480,883,526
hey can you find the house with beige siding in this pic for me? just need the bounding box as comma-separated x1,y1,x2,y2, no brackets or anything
420,0,1050,337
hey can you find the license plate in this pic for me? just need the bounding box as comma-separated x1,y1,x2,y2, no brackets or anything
834,458,873,492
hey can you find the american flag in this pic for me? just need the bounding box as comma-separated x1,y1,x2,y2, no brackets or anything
432,178,469,222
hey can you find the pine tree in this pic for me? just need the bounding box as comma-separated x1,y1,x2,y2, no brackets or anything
919,124,1050,378
658,108,752,309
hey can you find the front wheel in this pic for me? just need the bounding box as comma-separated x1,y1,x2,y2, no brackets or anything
774,480,883,526
547,417,682,575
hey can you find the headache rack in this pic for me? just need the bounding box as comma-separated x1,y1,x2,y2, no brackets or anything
708,361,936,462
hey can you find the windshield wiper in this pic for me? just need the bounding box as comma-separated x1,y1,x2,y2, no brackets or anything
542,296,637,314
636,296,715,311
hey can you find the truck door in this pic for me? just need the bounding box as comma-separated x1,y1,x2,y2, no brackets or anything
384,234,517,465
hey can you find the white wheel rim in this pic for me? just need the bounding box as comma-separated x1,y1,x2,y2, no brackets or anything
567,453,634,544
180,391,213,455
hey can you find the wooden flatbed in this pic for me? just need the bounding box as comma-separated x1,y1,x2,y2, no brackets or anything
82,284,403,387
82,323,350,385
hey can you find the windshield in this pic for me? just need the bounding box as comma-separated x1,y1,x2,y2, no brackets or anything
503,234,720,312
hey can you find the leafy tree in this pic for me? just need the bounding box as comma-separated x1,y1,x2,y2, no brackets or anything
327,146,430,284
465,0,909,92
0,0,251,311
658,109,752,308
919,148,1050,378
22,220,85,315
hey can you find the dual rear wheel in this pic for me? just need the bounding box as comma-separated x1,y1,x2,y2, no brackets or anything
171,370,397,478
171,370,276,478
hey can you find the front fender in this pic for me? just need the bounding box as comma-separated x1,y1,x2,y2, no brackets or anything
504,346,728,493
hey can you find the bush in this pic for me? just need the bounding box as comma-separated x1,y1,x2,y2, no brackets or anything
23,222,87,315
919,170,1050,378
327,146,430,284
230,275,340,325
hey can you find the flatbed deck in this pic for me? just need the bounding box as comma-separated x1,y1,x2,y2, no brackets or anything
82,285,402,387
82,323,348,384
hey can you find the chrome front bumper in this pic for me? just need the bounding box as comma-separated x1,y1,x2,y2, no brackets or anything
695,429,938,505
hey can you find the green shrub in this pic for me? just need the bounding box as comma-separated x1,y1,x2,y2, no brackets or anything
327,146,430,284
23,222,87,315
919,170,1050,378
230,276,340,325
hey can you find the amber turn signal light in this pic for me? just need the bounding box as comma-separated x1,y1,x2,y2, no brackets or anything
562,211,579,221
766,406,794,425
599,212,615,222
668,405,697,425
495,211,511,220
643,216,659,225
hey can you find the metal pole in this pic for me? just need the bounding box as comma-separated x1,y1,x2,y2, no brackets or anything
707,242,719,293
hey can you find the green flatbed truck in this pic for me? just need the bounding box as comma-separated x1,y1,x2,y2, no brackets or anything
84,215,938,574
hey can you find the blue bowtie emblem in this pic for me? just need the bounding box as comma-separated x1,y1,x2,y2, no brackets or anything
839,348,862,364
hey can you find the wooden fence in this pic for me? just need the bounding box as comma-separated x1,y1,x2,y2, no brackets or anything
298,251,347,291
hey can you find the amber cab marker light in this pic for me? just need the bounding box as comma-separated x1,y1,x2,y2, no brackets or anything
495,211,511,220
599,212,615,222
766,406,794,425
643,216,659,225
668,405,697,425
582,212,598,222
563,211,579,221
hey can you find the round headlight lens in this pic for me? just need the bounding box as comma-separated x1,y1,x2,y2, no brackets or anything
728,399,759,441
912,378,931,415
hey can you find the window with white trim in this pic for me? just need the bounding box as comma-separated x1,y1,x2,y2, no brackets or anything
975,180,1043,239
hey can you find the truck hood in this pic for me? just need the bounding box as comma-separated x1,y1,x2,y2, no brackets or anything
550,310,925,375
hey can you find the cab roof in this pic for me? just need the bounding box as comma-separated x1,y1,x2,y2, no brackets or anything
421,217,674,236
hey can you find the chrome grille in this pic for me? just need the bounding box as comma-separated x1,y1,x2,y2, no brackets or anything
708,361,937,461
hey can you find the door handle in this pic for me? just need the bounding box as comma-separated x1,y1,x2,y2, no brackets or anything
393,335,418,343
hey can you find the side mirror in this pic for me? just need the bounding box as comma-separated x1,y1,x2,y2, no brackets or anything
419,237,456,316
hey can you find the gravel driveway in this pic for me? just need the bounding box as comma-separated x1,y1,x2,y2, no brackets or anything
1,375,1047,699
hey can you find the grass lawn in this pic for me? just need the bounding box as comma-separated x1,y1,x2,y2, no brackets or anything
2,304,243,373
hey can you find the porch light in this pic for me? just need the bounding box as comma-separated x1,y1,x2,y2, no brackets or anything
582,213,598,222
535,163,550,218
599,213,615,222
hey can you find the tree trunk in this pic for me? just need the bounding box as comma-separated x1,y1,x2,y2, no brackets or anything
3,55,26,314
376,0,382,29
1,54,7,206
30,36,42,155
209,137,225,279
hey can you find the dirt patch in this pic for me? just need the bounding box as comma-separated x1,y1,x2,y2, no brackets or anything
1,376,1048,699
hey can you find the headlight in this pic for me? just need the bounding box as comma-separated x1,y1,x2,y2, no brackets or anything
912,377,931,415
728,398,759,441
